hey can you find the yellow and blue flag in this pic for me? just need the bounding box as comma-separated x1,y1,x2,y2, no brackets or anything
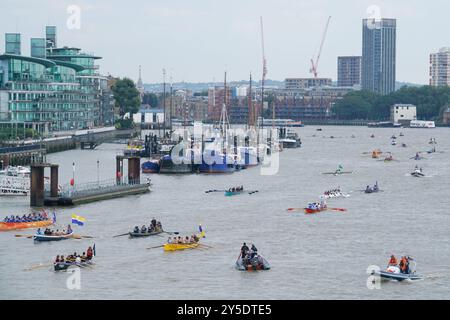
71,214,86,226
199,224,205,238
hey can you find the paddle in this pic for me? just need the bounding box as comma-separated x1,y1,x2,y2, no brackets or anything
113,233,130,238
72,234,94,240
146,244,164,250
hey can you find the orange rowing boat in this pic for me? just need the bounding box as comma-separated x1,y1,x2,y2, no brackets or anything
0,219,53,231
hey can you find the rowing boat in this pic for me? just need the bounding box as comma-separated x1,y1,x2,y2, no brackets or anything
225,190,244,196
54,260,93,271
34,231,74,242
163,242,200,251
322,192,349,199
235,255,271,271
0,219,53,232
304,207,327,214
129,230,164,238
321,171,353,175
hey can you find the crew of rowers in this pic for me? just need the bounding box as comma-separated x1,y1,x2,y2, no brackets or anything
388,255,411,274
307,200,327,210
324,188,341,196
37,224,72,236
54,246,94,264
3,211,48,223
228,185,244,192
384,153,393,161
133,218,162,234
167,234,200,244
240,243,259,264
365,182,379,193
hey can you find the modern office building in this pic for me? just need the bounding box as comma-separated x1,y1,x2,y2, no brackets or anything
430,47,450,87
0,26,115,134
361,18,396,95
337,56,361,87
5,33,21,55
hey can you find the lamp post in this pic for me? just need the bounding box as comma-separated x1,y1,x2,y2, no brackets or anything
97,159,99,187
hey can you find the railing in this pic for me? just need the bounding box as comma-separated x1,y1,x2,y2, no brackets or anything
0,144,43,154
53,177,149,199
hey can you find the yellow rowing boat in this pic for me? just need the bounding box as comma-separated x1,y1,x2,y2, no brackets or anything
163,225,205,252
163,242,200,251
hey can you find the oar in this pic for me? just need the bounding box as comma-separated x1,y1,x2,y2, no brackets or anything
248,190,259,195
199,243,213,248
162,231,179,235
146,244,164,250
205,189,225,193
328,208,347,212
113,233,130,238
14,234,34,238
72,234,94,240
24,263,52,271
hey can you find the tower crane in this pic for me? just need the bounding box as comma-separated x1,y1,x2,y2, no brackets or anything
310,16,331,78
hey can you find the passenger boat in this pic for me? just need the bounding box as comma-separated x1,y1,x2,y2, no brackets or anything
54,260,92,271
129,230,164,238
235,255,271,271
0,219,53,232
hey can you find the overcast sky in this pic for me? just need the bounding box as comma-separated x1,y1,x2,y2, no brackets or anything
1,0,449,84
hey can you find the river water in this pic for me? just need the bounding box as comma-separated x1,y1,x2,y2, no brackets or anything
1,125,449,299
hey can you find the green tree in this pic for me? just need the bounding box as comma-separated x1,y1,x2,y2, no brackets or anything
111,78,141,116
142,92,159,108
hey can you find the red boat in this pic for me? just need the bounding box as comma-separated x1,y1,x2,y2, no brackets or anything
304,206,327,214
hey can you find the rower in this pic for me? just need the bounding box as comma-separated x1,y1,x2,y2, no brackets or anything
60,255,65,263
141,225,147,233
365,185,372,193
67,224,72,234
55,255,60,263
151,217,157,229
86,247,93,260
80,252,87,262
167,237,172,244
185,236,190,243
133,226,139,233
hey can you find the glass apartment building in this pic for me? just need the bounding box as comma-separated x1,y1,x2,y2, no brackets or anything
361,18,396,95
0,27,115,134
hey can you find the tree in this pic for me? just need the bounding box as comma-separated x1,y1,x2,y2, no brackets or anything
111,78,141,116
142,92,159,108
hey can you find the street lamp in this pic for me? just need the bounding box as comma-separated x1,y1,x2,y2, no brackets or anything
97,159,99,187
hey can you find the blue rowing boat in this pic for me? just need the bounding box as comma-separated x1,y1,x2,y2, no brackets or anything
33,231,74,242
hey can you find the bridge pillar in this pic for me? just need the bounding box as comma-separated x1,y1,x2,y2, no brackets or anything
50,165,59,198
30,165,45,207
128,157,140,183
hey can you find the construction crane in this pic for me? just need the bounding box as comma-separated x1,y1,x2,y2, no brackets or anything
260,16,269,128
310,16,331,78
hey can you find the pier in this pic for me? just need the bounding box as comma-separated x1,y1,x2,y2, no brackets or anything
29,155,150,207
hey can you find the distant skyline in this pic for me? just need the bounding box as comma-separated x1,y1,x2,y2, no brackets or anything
1,0,449,84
